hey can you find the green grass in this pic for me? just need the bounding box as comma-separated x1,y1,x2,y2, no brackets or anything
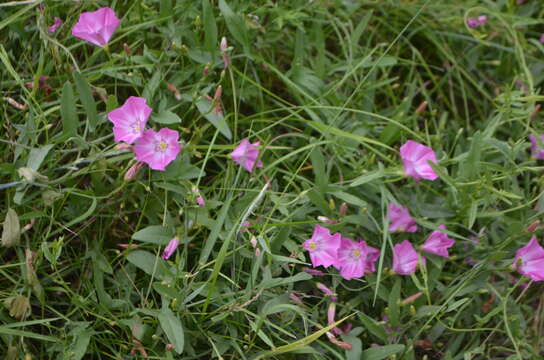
2,0,544,359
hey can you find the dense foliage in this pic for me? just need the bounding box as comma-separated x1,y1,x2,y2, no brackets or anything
1,0,544,359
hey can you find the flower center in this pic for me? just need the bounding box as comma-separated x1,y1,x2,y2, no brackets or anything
132,123,141,134
156,140,168,152
308,241,317,251
351,249,361,259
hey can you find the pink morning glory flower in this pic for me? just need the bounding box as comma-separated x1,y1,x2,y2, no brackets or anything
133,128,182,171
513,236,544,281
392,240,421,275
48,17,62,33
162,237,179,260
528,134,544,160
399,140,438,181
388,203,418,233
421,224,455,258
231,138,263,173
337,237,368,280
72,7,120,47
107,96,152,144
303,225,341,268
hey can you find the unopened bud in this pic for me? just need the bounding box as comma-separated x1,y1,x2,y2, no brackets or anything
250,236,257,248
317,216,337,225
415,101,428,115
203,65,210,76
400,292,423,306
220,37,228,51
339,202,348,216
526,220,540,233
255,248,261,257
115,143,133,151
214,85,222,101
165,344,174,351
531,104,541,119
123,43,131,55
124,162,144,181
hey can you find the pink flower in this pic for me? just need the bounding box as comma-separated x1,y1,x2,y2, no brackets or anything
477,15,488,26
364,244,380,273
231,138,263,173
392,240,421,275
467,18,479,28
107,97,152,144
421,225,455,258
196,196,205,207
528,134,544,160
388,203,418,233
400,140,438,181
513,236,544,281
133,128,181,171
162,237,179,260
72,7,120,47
540,34,544,44
48,17,62,33
303,225,341,268
337,237,368,280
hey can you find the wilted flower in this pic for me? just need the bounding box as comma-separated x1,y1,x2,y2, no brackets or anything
133,128,181,171
108,97,152,144
399,140,438,181
336,237,368,280
421,224,455,258
231,138,263,173
392,240,421,275
477,16,488,26
528,134,544,160
388,203,418,233
316,283,336,301
72,7,120,47
303,225,341,268
162,237,179,260
48,17,62,33
513,236,544,281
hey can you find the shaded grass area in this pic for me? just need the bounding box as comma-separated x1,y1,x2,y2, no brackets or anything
1,0,544,358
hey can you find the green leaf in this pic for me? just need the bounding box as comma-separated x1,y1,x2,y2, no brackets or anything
61,81,77,137
126,250,171,280
202,0,218,55
152,110,182,124
388,278,401,327
330,191,367,208
73,72,98,132
351,165,385,187
158,307,185,354
310,147,327,189
195,96,232,140
132,225,175,245
27,144,54,171
361,344,405,360
218,0,250,54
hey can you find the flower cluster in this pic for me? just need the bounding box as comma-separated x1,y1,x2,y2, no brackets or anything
303,225,379,280
108,97,182,171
